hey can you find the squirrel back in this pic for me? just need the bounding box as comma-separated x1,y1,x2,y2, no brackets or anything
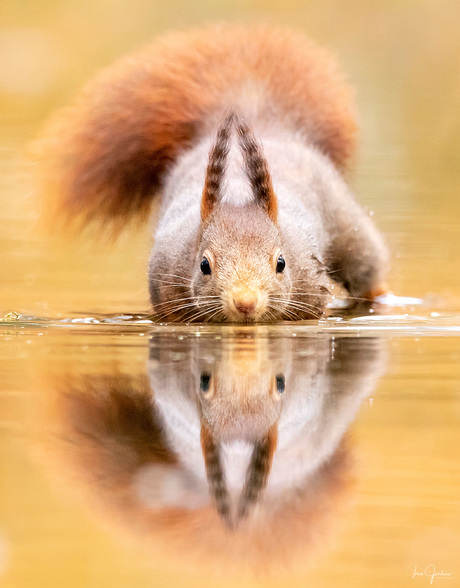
34,24,356,231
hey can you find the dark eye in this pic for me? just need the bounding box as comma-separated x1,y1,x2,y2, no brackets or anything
200,372,212,392
200,257,212,275
275,374,285,394
276,255,285,273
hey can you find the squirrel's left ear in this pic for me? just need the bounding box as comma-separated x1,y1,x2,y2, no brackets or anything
201,112,234,222
237,423,278,522
236,117,278,223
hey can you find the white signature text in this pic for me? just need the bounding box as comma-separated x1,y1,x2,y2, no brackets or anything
412,564,453,584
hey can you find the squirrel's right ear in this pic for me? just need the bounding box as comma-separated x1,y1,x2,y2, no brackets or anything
201,113,234,222
236,117,278,224
200,423,233,528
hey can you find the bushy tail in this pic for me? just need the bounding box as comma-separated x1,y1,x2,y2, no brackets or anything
32,24,356,233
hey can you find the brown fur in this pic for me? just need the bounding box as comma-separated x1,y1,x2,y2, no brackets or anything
237,424,278,522
201,112,234,222
236,117,278,223
33,24,356,231
200,423,232,527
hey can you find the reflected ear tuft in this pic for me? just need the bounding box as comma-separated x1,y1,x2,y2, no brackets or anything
236,423,278,522
200,423,233,528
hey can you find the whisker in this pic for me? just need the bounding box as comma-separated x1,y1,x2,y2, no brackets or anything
290,288,374,303
263,307,282,322
205,307,225,323
184,304,223,323
153,281,191,288
153,272,193,283
178,298,223,321
269,297,323,318
267,303,302,321
287,287,332,299
269,296,322,312
154,295,219,309
153,297,220,319
290,278,375,303
284,299,323,314
156,303,200,315
271,290,326,303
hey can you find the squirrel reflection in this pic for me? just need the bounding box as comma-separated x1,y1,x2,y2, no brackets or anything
40,333,386,572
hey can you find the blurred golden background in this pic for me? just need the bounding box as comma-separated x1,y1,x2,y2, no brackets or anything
1,3,460,588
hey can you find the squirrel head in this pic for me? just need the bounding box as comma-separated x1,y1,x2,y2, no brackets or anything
193,202,290,322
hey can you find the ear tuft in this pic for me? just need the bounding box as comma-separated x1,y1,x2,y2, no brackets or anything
201,112,234,222
200,423,233,528
236,117,278,223
236,423,278,522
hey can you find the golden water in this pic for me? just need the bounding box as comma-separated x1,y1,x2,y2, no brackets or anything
1,1,460,587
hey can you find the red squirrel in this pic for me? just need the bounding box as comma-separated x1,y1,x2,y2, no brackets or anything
35,24,389,322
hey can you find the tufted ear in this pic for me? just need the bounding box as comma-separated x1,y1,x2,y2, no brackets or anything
236,117,278,223
237,423,278,522
200,423,233,528
201,112,234,222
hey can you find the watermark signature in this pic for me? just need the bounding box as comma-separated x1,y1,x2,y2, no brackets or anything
412,564,453,584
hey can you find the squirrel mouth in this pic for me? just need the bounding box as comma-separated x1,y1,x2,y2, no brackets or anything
227,307,259,323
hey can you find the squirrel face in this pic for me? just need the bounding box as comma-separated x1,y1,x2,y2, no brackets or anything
191,203,292,322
